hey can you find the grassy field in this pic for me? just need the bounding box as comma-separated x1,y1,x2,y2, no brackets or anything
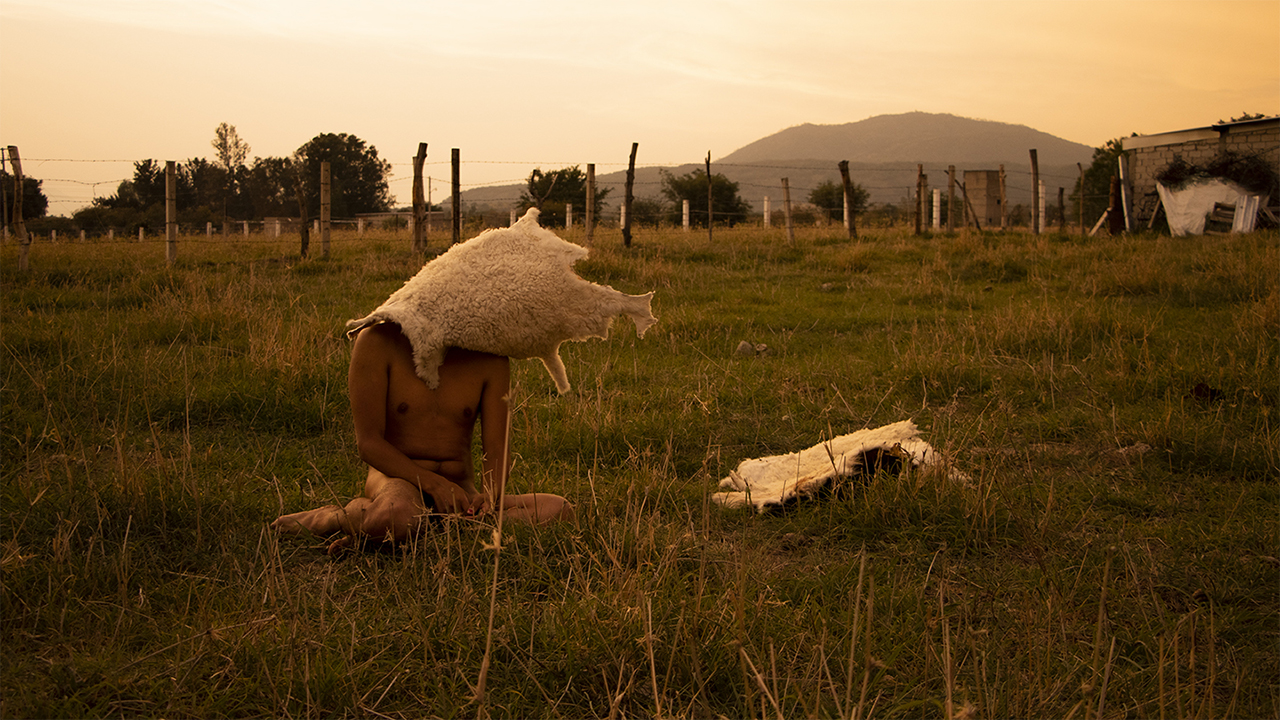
2,224,1277,718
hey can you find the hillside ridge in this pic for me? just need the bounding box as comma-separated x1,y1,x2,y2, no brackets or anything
460,112,1097,210
720,112,1094,165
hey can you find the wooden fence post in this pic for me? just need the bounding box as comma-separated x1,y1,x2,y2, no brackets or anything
320,161,331,257
838,160,857,239
1057,187,1065,233
999,164,1008,229
7,146,29,271
451,148,461,245
566,203,573,229
622,142,637,248
763,197,770,228
166,160,177,265
413,142,428,253
586,163,595,244
1117,154,1132,232
294,165,310,259
782,177,794,246
1077,163,1085,235
705,151,713,243
683,199,690,231
1107,176,1124,235
947,165,956,233
1029,149,1040,234
1,148,8,240
914,165,925,235
932,188,941,230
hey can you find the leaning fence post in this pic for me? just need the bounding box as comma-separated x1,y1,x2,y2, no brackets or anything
8,146,29,271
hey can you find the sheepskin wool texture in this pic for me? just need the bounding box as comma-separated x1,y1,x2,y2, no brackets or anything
346,208,656,393
712,420,968,512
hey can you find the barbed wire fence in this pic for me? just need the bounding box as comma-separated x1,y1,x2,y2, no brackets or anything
2,143,1107,262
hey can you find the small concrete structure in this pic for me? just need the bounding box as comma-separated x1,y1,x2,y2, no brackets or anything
964,170,1003,229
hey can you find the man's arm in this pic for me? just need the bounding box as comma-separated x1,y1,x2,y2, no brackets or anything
348,327,481,513
478,357,512,510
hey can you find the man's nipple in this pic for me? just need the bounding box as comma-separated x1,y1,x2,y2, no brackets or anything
397,402,410,414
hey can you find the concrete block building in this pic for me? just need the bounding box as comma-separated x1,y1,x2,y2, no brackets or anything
1122,116,1279,227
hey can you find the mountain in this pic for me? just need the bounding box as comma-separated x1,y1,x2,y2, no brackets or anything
720,112,1094,166
459,112,1099,211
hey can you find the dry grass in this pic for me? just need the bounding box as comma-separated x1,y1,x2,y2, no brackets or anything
2,225,1277,718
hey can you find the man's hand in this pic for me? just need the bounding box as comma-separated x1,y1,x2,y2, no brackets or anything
427,482,487,516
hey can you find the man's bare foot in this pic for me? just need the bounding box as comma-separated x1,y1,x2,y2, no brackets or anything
327,535,354,557
271,505,343,536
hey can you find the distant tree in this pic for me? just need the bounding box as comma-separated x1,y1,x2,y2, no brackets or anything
78,159,222,233
629,198,667,227
243,156,298,219
1071,137,1126,229
179,157,227,210
808,180,869,223
518,166,612,228
295,133,392,218
211,123,250,223
1,170,49,224
659,169,751,227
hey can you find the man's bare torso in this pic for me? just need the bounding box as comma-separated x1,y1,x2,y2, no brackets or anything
272,321,568,546
351,323,508,487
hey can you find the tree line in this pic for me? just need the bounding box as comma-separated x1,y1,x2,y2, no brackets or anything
2,125,395,237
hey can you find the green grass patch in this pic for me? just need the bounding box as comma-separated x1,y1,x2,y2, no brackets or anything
3,227,1278,717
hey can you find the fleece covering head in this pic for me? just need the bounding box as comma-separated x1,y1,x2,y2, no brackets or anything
346,208,657,393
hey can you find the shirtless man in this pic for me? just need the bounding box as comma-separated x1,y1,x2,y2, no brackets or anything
272,321,573,554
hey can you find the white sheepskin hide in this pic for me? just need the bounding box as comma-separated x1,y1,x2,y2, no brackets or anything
346,208,656,393
712,420,968,512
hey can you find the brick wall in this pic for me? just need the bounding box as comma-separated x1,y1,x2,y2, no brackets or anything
1123,119,1280,225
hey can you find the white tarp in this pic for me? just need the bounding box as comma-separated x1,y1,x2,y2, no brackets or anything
1156,179,1260,236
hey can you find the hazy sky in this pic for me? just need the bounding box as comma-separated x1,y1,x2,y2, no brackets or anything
2,0,1277,213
